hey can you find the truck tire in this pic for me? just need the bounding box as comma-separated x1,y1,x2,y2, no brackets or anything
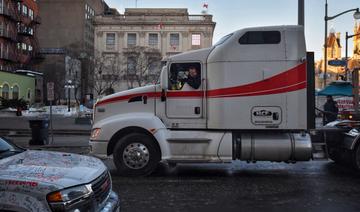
113,132,161,176
353,144,360,171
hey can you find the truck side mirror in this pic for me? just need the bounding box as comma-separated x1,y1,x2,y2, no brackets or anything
160,67,168,90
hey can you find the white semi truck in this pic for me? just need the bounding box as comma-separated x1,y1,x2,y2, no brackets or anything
90,25,360,176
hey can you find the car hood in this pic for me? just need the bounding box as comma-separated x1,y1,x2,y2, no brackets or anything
0,150,107,190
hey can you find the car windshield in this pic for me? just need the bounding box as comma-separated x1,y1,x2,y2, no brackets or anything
0,137,24,159
213,33,233,46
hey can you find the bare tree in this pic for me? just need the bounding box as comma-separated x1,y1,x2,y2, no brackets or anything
93,53,123,97
122,46,162,89
65,56,81,104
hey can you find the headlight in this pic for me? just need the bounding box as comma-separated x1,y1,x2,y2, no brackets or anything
90,128,102,140
47,184,92,203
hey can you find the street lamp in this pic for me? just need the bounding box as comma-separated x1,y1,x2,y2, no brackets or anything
324,0,360,87
64,80,74,112
345,31,360,80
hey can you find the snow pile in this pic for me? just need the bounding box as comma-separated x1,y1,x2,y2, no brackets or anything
1,105,93,117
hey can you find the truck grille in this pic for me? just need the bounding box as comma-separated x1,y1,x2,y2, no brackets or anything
91,171,111,204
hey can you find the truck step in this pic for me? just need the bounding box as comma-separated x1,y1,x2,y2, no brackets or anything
312,142,329,160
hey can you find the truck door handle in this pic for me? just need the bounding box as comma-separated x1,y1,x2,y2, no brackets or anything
195,107,200,114
161,89,166,102
142,96,148,104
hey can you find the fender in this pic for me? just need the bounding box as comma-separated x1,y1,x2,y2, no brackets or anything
342,130,360,150
92,112,171,159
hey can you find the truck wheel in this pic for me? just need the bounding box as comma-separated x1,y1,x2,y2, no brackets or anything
353,144,360,171
113,133,161,176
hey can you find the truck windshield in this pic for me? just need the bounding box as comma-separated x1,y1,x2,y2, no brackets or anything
213,33,233,46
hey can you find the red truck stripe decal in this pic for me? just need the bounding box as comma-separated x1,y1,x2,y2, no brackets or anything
96,63,306,106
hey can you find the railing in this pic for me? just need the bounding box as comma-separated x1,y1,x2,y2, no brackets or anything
0,51,17,62
0,28,17,41
31,16,41,24
98,14,213,24
0,5,18,21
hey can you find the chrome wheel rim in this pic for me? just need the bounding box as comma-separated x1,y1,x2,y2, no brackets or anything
123,143,150,169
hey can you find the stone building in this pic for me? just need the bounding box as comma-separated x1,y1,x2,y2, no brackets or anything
348,22,360,69
93,8,216,95
315,30,343,88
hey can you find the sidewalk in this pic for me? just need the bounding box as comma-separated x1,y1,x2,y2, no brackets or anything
0,116,91,131
0,115,92,154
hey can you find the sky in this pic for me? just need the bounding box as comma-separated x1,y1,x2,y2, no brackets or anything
105,0,360,60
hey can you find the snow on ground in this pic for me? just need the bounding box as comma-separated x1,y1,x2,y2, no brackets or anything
3,105,94,118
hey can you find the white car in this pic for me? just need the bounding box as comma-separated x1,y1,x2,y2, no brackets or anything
0,137,120,212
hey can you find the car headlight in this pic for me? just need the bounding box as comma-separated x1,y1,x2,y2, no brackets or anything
47,184,92,203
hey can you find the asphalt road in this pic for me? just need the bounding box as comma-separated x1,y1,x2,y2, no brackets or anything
105,160,360,212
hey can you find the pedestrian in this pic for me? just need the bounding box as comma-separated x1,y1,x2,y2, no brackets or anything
323,95,338,125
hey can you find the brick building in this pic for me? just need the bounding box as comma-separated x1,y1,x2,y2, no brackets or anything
0,0,42,103
0,0,40,72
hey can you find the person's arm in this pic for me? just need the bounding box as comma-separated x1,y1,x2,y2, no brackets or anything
187,77,201,89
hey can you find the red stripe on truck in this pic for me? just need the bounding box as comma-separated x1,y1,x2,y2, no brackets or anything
96,63,306,106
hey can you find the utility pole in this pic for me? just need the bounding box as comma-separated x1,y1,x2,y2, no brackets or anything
298,0,305,26
324,0,328,87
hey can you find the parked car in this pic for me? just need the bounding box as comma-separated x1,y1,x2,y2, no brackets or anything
0,137,120,212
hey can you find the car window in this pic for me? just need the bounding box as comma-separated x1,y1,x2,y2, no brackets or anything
0,137,24,159
0,137,16,151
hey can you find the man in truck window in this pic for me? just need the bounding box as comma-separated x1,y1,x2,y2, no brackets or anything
169,64,201,90
185,66,201,89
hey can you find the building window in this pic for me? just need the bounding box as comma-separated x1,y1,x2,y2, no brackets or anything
192,34,201,46
0,22,3,36
29,9,34,20
1,84,9,99
127,57,136,74
239,31,281,45
106,33,115,50
148,33,158,47
170,33,180,48
17,2,21,12
127,33,137,47
0,0,3,12
22,43,27,51
22,4,28,16
12,85,19,100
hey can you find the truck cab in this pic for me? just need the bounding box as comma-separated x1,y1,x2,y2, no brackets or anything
90,25,315,176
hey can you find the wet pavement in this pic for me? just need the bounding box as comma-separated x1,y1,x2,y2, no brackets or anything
107,160,360,212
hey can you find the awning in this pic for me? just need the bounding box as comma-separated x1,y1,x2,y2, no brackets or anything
316,81,353,96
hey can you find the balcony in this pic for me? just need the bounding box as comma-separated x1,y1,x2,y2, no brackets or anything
0,6,18,22
32,16,41,25
0,29,17,42
0,52,17,62
17,27,34,37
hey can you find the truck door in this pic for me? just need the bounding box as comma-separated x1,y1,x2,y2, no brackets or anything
166,62,204,119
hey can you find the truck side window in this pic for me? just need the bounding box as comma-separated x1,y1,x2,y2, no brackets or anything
168,63,201,90
239,31,281,44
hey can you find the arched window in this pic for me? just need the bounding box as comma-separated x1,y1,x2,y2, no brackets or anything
12,85,19,100
2,84,9,99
